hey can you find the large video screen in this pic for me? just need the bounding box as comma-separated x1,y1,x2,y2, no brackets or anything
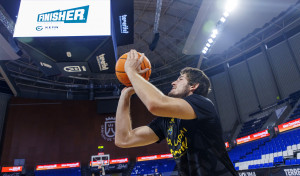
14,0,111,37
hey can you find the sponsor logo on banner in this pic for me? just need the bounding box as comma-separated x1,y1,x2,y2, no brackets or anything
137,154,173,162
1,166,23,173
101,117,115,142
96,54,109,71
119,15,129,34
36,162,80,171
238,172,256,176
236,129,270,145
63,66,86,73
236,136,251,144
36,26,43,31
40,62,52,69
37,6,89,23
284,168,300,176
278,118,300,133
36,26,58,31
110,158,128,164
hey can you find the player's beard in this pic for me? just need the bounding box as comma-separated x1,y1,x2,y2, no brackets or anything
168,84,190,98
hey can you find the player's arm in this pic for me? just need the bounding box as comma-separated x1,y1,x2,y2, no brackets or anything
115,87,159,148
125,50,196,120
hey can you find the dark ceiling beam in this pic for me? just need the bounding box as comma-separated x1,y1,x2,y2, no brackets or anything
0,63,17,96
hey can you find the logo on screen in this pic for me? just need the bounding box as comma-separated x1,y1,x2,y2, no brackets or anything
40,62,52,69
119,15,129,34
238,172,256,176
36,26,43,31
63,66,86,72
37,5,89,23
96,54,109,71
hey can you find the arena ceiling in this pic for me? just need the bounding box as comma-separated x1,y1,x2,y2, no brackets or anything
0,0,298,100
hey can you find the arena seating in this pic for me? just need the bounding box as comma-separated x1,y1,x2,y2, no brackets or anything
230,127,300,171
237,115,270,138
277,90,300,107
131,159,176,175
289,90,300,108
35,167,81,176
285,104,300,122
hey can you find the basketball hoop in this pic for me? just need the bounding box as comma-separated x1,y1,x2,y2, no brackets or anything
91,154,110,176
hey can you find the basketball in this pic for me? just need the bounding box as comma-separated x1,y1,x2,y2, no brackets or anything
115,52,151,87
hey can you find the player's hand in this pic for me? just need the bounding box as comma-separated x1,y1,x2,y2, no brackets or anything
121,87,135,97
125,49,149,74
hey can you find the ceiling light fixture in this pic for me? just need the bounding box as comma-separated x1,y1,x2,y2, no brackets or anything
66,51,72,57
225,0,238,13
212,29,218,35
220,17,226,23
201,0,238,55
223,12,229,17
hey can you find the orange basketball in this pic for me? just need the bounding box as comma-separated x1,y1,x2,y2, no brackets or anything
115,52,151,87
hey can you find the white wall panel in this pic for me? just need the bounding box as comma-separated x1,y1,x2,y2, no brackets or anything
268,41,300,98
211,72,238,132
247,53,278,107
288,32,300,69
229,62,259,122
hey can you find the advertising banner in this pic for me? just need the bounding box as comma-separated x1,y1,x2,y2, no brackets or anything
1,166,22,173
87,37,117,73
90,158,128,166
236,130,270,145
111,0,134,46
110,158,128,165
36,162,80,170
14,0,111,37
137,153,173,162
238,165,300,176
278,118,300,133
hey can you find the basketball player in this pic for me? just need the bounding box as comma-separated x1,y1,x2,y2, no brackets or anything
115,50,237,176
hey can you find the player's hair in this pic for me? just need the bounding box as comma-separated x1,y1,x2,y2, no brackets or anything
180,67,211,97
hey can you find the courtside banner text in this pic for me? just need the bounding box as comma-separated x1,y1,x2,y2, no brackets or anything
238,165,300,176
137,153,173,162
1,166,23,173
236,130,270,145
14,0,110,37
90,158,128,166
278,118,300,133
36,162,80,170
